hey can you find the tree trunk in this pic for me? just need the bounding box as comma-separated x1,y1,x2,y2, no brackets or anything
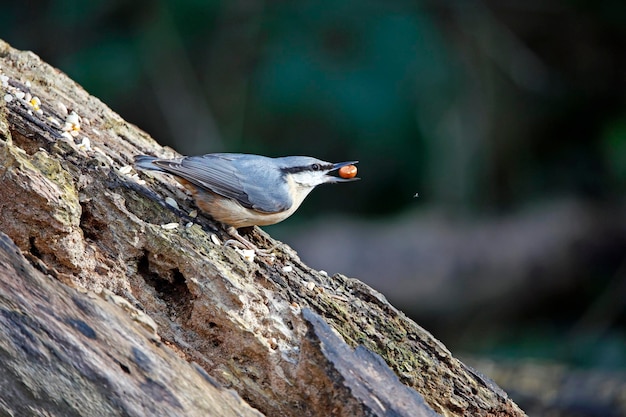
0,39,525,417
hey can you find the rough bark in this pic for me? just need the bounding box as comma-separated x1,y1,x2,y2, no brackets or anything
0,232,262,417
0,39,526,417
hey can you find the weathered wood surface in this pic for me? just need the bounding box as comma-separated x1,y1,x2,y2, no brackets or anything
0,39,526,416
0,232,262,417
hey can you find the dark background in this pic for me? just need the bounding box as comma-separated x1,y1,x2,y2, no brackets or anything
3,0,626,409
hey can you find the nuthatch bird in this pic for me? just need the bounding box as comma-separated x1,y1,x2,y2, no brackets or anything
134,153,359,250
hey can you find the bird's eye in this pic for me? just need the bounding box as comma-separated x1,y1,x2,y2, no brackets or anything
311,163,321,171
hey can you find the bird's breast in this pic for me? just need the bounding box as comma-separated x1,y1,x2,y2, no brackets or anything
188,184,301,228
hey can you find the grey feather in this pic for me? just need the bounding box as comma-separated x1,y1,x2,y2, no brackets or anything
140,154,293,213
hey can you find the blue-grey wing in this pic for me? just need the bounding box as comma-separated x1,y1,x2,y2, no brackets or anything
152,153,292,213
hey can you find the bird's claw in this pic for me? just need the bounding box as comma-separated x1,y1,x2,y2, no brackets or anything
224,227,274,256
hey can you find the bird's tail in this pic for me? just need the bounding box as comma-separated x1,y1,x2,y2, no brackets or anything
134,155,166,172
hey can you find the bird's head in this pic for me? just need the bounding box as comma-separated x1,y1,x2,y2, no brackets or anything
278,156,360,189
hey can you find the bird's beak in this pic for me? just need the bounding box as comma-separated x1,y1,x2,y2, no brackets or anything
327,161,360,183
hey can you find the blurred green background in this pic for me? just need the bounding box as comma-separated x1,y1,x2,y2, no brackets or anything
3,0,626,413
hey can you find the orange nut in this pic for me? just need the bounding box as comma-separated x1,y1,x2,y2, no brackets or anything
338,164,357,179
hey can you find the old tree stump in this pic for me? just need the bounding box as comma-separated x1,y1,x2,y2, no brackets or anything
0,40,525,417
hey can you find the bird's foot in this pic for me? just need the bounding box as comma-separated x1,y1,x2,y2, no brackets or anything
224,227,274,257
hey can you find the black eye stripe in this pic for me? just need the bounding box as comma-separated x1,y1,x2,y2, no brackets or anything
282,163,333,174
